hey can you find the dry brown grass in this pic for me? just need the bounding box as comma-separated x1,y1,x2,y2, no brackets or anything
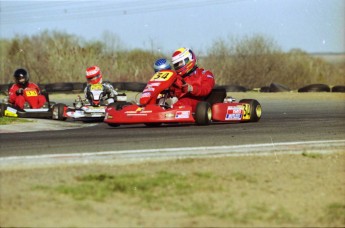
1,32,344,89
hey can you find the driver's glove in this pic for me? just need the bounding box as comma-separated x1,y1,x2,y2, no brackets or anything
16,88,24,95
182,83,193,93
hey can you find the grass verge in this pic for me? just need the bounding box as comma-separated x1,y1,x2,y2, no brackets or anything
0,117,32,125
1,152,344,227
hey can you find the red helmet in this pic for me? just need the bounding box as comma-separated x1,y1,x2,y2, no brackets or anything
171,47,197,76
86,66,102,84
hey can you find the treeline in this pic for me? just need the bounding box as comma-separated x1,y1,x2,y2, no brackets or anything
1,31,344,90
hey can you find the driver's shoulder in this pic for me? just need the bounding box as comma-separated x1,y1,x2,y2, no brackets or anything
28,82,39,87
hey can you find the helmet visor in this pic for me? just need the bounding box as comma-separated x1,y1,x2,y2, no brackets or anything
87,74,101,81
173,57,190,70
18,75,26,82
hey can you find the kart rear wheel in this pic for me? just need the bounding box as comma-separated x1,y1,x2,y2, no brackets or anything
52,103,67,121
239,99,262,122
195,101,212,125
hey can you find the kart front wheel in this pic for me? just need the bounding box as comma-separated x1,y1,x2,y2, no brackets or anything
195,101,212,125
52,103,67,121
239,99,262,122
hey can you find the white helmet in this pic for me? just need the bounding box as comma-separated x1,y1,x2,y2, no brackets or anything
171,47,197,76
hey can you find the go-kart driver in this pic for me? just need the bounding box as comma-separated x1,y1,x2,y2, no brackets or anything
169,47,215,112
84,65,117,105
8,68,47,109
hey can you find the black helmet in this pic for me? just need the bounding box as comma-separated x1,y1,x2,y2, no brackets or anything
14,68,29,85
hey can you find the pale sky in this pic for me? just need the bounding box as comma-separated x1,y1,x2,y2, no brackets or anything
1,0,344,53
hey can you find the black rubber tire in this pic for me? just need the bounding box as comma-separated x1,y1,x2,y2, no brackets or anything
331,85,345,93
0,84,11,94
111,82,125,91
239,99,262,122
108,101,132,110
0,103,7,117
204,88,227,105
269,82,291,92
72,82,86,92
45,83,74,92
215,85,247,92
52,103,67,120
195,101,212,125
298,84,330,92
260,86,271,93
123,82,146,92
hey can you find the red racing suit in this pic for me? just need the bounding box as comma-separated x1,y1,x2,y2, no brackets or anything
8,82,47,109
170,67,215,112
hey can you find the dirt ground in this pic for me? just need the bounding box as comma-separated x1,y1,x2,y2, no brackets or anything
0,152,344,227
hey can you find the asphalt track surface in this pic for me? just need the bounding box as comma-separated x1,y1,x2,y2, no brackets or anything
0,96,344,164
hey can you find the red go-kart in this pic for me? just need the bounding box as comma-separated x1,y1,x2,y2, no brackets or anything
104,70,262,127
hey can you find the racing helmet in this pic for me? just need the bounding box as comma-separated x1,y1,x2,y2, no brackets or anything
153,58,172,72
86,66,103,84
13,68,29,85
171,47,197,76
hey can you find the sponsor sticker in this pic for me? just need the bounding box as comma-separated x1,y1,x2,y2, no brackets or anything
225,114,242,120
90,84,103,91
140,92,151,98
175,111,190,119
225,106,243,120
143,85,155,92
149,82,161,87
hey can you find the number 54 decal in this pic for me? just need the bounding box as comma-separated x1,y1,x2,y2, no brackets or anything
150,71,173,81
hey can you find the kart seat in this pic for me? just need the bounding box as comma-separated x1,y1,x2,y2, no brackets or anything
204,88,227,105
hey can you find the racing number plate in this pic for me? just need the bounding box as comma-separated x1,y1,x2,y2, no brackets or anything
25,90,38,96
90,84,103,91
242,104,251,120
150,71,174,81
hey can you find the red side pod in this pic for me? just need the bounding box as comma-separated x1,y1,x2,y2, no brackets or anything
104,104,195,124
212,103,245,122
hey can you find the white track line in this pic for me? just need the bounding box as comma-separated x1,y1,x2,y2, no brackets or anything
0,140,344,168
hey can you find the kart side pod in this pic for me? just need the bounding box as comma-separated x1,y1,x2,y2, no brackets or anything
212,99,262,122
